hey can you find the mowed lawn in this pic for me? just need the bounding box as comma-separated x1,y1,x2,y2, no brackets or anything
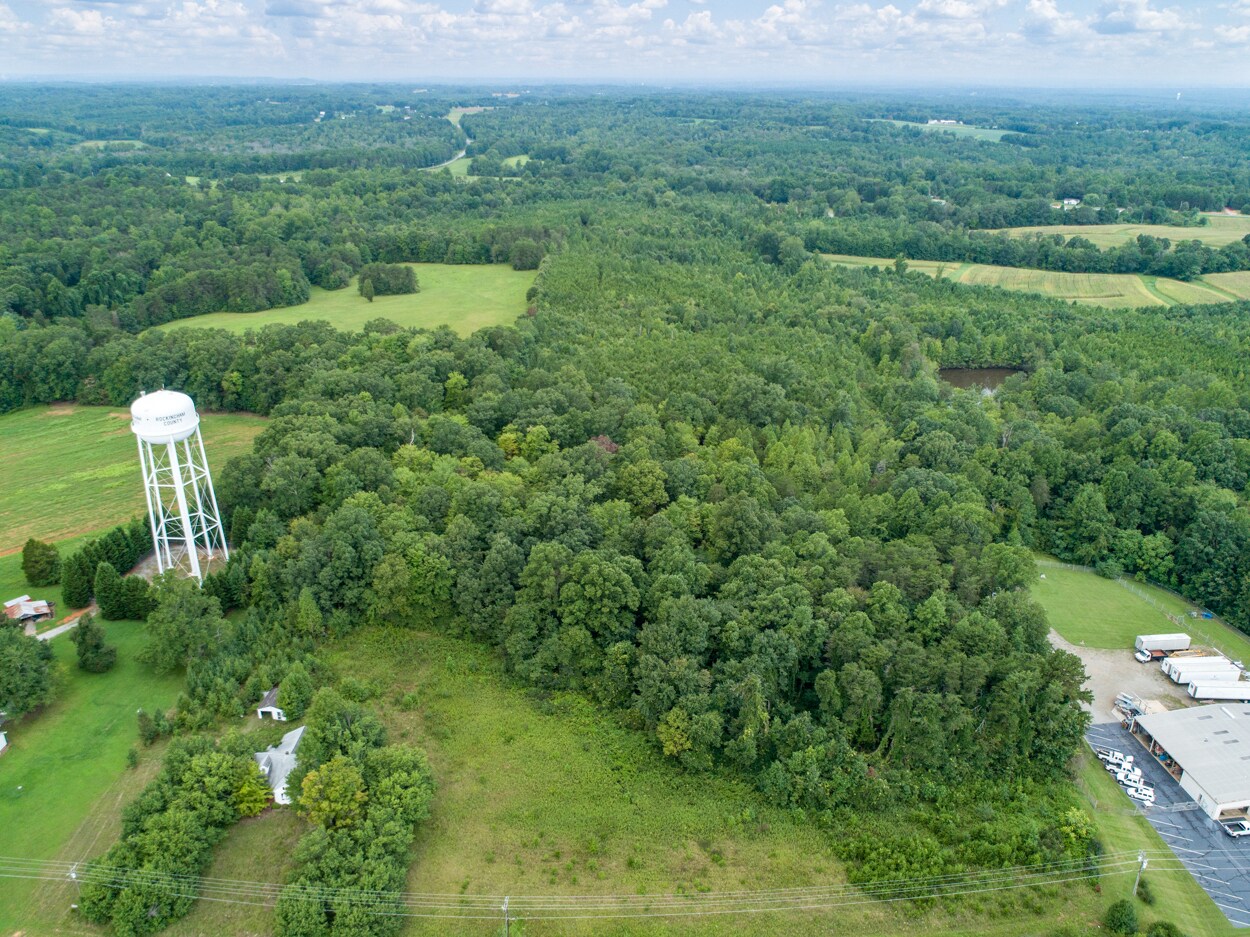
823,254,1239,308
998,214,1250,249
0,620,183,934
157,263,534,336
1031,559,1250,665
0,405,266,556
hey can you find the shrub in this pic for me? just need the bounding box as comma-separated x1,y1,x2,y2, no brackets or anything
21,538,60,587
1104,898,1138,935
70,613,117,673
1145,922,1184,937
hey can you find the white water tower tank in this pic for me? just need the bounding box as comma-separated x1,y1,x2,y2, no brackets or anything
130,390,228,582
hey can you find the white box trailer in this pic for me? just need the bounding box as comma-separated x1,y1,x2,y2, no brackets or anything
1173,666,1243,685
1188,682,1250,702
1136,633,1191,653
1163,656,1230,679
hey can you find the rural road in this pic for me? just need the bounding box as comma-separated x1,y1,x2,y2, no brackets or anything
425,135,473,171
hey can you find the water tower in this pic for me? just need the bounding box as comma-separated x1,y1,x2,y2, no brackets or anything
130,390,229,582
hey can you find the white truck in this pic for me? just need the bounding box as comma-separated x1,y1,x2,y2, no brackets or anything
1162,655,1231,679
1136,633,1191,653
1171,664,1242,686
1188,682,1250,702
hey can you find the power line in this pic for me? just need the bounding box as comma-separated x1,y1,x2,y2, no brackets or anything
0,850,1181,922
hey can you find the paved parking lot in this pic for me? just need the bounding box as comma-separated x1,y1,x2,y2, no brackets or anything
1088,722,1250,927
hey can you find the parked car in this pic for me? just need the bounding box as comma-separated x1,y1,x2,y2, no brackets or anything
1221,819,1250,837
1126,787,1155,805
1135,649,1153,664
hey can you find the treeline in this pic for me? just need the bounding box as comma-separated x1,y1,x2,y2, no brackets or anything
60,518,153,609
804,218,1250,280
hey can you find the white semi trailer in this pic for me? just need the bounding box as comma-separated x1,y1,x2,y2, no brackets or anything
1188,682,1250,702
1162,656,1231,679
1136,633,1191,653
1172,666,1243,685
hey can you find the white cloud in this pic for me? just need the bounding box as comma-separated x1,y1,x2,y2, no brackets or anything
0,1,26,31
1091,0,1190,35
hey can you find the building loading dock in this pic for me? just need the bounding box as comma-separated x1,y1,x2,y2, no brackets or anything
1133,705,1250,821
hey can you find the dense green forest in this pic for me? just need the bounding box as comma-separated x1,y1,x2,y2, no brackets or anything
3,85,1250,935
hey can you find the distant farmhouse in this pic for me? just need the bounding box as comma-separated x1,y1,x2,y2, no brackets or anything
4,596,55,627
254,725,305,805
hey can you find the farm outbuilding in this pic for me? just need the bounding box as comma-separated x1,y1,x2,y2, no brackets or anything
1133,705,1250,820
3,596,54,626
256,687,287,722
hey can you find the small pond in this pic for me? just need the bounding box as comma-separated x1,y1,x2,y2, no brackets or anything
939,367,1024,392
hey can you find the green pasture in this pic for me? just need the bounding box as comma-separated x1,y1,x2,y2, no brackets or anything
157,263,534,337
873,119,1013,142
823,254,1242,308
503,154,530,168
0,405,265,557
0,619,183,933
1203,270,1250,301
73,139,146,149
998,215,1250,249
445,106,491,127
1031,559,1250,664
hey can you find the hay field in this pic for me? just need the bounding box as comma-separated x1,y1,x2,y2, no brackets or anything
998,215,1250,249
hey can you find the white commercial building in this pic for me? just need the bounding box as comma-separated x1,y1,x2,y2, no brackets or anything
1134,705,1250,820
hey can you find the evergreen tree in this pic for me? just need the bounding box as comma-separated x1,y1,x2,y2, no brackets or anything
94,561,124,620
21,538,61,587
361,277,375,303
61,550,95,608
0,627,54,716
276,663,314,719
70,613,117,673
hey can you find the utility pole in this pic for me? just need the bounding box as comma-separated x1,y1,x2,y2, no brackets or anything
1133,851,1148,896
502,896,510,937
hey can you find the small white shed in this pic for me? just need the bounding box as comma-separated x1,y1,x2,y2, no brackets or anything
257,687,287,722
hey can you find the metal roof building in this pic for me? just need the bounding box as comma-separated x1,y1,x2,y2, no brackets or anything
1134,705,1250,820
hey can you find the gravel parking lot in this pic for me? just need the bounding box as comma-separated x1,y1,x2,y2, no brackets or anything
1088,721,1250,927
1051,630,1189,722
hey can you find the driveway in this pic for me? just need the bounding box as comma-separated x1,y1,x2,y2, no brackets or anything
1088,721,1250,927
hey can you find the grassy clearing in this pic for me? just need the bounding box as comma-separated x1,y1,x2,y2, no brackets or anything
823,254,1230,308
0,405,266,556
503,154,531,168
0,619,183,933
157,263,534,337
872,120,1013,142
440,156,474,176
446,106,491,127
73,139,146,149
997,215,1250,249
1030,559,1250,666
1202,271,1250,301
1074,752,1232,937
316,628,1110,937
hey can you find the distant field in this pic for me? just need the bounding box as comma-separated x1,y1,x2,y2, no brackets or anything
446,106,491,127
1031,558,1250,664
73,139,146,149
998,215,1250,249
157,263,534,336
873,119,1013,142
0,405,266,556
1203,270,1250,300
441,155,473,176
0,620,183,934
824,253,1242,308
502,154,530,168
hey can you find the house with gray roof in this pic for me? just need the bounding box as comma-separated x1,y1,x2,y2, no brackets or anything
254,725,305,805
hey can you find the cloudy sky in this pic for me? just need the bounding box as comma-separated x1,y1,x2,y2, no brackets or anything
0,0,1246,85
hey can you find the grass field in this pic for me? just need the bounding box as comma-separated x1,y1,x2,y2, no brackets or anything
1031,559,1250,665
0,619,184,933
872,119,1013,142
0,405,266,557
156,625,1131,937
446,106,491,127
998,215,1250,250
503,154,530,168
157,263,533,337
73,139,146,149
823,254,1243,308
